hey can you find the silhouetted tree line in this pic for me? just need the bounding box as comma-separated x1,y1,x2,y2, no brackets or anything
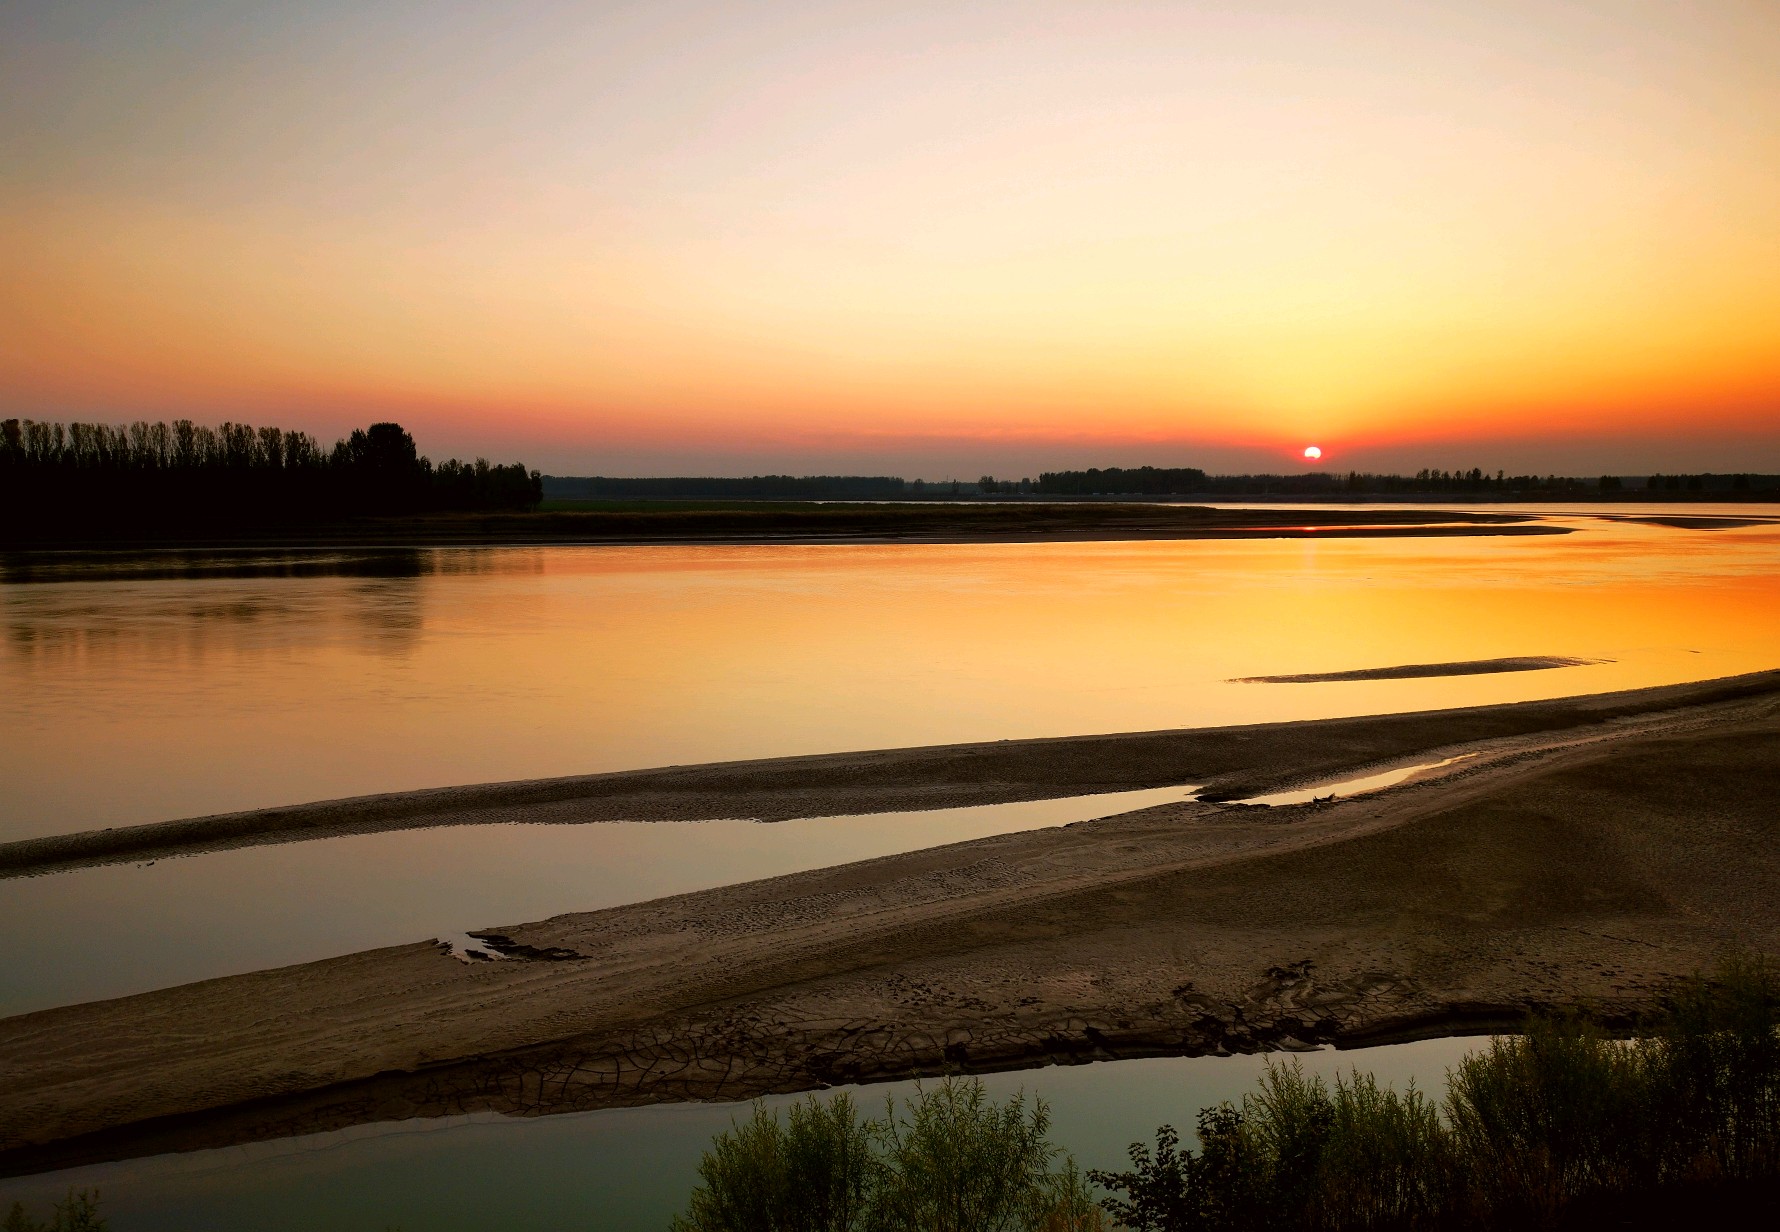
1,418,541,538
1638,472,1764,493
1036,466,1210,495
1339,468,1577,495
1031,466,1777,498
543,475,908,500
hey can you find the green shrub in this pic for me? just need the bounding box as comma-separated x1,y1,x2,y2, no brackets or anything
1090,961,1780,1230
1244,1060,1333,1222
1316,1071,1451,1231
872,1079,1063,1232
3,1191,105,1232
1092,1065,1449,1232
1644,953,1780,1183
1444,1018,1648,1222
670,1093,873,1232
672,1077,1093,1232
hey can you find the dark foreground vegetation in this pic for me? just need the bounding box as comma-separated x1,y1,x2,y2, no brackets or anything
3,1191,104,1232
673,1079,1103,1232
1,418,541,544
680,961,1779,1231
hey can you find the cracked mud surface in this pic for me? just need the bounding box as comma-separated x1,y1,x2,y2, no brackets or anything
2,671,1778,1177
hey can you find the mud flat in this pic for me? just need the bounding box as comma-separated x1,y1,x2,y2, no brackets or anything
3,670,1779,1177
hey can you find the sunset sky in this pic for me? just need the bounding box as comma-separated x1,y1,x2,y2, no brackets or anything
4,1,1777,477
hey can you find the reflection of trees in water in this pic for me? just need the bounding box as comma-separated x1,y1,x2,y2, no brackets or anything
2,566,440,667
0,548,432,585
0,545,548,585
344,578,424,653
1,546,552,673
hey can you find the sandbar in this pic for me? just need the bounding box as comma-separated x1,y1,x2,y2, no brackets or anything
1231,656,1605,684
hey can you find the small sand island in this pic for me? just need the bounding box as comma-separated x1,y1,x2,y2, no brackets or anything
3,669,1778,1177
1231,655,1607,684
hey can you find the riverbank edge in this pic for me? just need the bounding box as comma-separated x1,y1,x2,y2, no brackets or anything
0,502,1559,554
0,1005,1546,1182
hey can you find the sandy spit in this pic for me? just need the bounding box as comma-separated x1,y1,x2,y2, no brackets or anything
2,670,1779,1177
1231,656,1606,684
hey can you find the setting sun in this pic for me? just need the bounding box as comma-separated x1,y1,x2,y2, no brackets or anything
1304,446,1323,462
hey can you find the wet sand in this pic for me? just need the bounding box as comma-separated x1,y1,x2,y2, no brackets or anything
3,670,1779,1176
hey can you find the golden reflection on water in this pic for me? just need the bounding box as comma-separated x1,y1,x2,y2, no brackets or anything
2,517,1777,837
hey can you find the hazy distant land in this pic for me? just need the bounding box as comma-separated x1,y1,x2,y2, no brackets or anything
3,669,1777,1176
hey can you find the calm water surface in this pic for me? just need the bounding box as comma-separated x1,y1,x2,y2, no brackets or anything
0,788,1192,1016
0,1038,1487,1231
5,510,1777,840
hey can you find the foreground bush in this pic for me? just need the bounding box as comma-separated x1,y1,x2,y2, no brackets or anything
1092,959,1780,1230
671,1077,1103,1232
3,1191,105,1232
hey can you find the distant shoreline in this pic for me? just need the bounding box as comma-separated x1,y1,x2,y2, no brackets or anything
0,502,1572,554
3,669,1778,1177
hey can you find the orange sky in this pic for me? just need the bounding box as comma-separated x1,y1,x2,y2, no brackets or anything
3,1,1777,476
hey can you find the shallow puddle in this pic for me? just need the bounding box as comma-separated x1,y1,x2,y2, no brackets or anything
1234,755,1472,807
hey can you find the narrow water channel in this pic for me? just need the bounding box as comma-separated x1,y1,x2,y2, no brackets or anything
0,1037,1490,1231
0,788,1195,1016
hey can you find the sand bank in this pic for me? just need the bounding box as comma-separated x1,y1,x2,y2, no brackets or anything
1231,656,1604,684
3,670,1779,1176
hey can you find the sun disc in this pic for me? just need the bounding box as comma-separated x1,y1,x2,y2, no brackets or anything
1303,445,1322,461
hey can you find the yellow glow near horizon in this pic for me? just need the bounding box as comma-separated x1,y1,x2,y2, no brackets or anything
3,1,1778,473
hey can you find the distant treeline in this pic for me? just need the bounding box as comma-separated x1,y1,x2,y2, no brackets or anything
1034,466,1209,495
1,418,542,540
1035,466,1779,497
544,475,908,500
546,467,1780,502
